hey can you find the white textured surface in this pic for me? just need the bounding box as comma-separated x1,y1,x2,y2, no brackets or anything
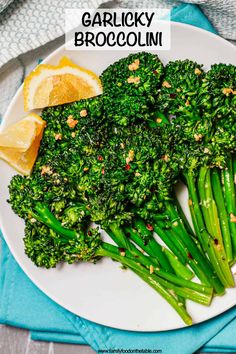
0,0,103,68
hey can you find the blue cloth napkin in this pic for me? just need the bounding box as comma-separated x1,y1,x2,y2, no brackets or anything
171,3,217,33
1,3,235,353
1,234,236,353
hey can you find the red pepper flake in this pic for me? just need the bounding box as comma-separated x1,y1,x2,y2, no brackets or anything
214,238,219,245
153,70,158,75
169,93,177,99
125,164,131,170
187,252,193,260
102,168,105,175
98,155,103,161
87,231,92,236
146,224,153,231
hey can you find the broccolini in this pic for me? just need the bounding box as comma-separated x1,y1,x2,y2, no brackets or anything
8,52,236,325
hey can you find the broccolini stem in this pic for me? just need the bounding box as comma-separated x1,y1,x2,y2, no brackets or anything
164,202,205,254
100,243,212,306
154,276,212,306
185,172,225,295
107,226,212,297
153,222,210,285
132,218,174,273
163,248,194,281
134,268,194,323
233,157,236,185
32,203,77,240
205,169,234,286
198,167,214,235
222,156,236,256
108,223,132,250
107,227,159,267
211,168,233,262
123,226,161,265
174,197,195,237
99,243,210,323
125,225,194,280
153,223,186,264
198,167,234,287
107,237,212,295
165,200,227,292
152,265,212,296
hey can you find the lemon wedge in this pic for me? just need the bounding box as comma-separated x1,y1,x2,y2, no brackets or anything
0,113,46,175
0,115,38,151
24,56,102,111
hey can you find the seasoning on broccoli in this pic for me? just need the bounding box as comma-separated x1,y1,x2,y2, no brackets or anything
8,53,236,326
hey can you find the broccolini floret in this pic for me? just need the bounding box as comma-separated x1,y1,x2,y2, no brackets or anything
157,59,205,121
201,63,236,120
101,52,164,98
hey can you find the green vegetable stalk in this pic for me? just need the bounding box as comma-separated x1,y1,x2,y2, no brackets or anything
29,202,214,325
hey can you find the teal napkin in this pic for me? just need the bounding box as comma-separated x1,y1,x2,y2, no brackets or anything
171,3,217,33
1,4,235,353
1,234,236,353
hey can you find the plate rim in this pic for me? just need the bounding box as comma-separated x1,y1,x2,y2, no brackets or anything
1,21,236,332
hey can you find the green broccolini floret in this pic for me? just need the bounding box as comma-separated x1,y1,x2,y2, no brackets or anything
85,122,179,225
9,176,100,267
155,60,216,171
157,60,234,171
101,52,164,98
24,221,64,268
157,59,205,120
8,96,107,267
201,64,236,155
40,96,106,155
102,94,150,126
201,63,236,120
101,52,164,125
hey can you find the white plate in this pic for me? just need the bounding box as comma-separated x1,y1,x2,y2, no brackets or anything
0,22,236,332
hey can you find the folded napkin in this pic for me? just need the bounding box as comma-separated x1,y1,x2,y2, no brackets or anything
1,234,236,353
1,4,236,353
